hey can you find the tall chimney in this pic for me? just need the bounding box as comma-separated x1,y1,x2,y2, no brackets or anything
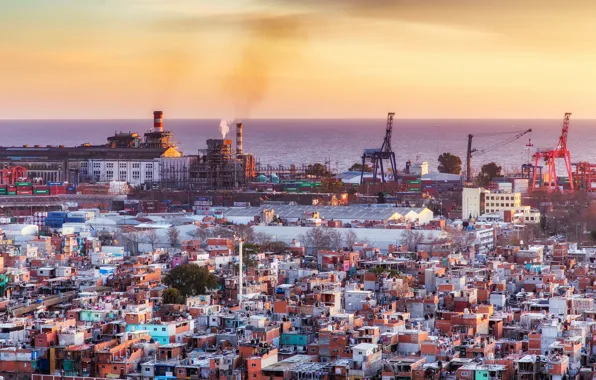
236,122,243,158
153,111,163,132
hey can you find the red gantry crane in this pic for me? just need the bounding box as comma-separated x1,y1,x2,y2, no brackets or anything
531,113,574,191
1,166,27,185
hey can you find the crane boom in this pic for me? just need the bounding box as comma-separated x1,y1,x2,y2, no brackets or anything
381,113,395,153
466,128,532,183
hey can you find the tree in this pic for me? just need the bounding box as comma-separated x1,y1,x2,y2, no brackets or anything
299,226,344,253
344,230,359,249
163,264,218,297
167,226,180,248
349,163,373,172
450,229,477,252
262,241,289,255
123,231,143,255
437,153,462,174
477,162,502,186
306,163,331,177
145,229,159,251
234,225,254,243
402,230,425,251
162,288,184,304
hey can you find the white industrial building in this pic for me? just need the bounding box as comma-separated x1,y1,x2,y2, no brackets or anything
222,205,434,225
252,226,447,252
84,156,192,187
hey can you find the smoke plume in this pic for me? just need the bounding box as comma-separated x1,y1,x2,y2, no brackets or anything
154,12,308,118
222,14,306,118
219,119,231,139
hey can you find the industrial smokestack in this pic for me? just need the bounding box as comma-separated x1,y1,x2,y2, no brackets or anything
153,111,163,132
236,122,243,158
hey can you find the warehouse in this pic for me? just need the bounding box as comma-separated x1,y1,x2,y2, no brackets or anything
222,205,433,225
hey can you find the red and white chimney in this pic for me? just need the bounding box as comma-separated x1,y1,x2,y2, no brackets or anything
153,111,163,132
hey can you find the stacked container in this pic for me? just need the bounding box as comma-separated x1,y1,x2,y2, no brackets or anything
33,185,50,195
45,211,68,229
0,185,7,196
48,182,68,195
16,182,33,195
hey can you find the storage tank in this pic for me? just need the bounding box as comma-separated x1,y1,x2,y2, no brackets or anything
257,174,267,183
271,173,280,184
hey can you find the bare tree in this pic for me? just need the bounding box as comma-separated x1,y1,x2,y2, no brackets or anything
401,230,425,251
123,231,143,255
299,227,344,253
167,226,180,248
450,229,477,252
344,230,359,249
234,224,255,243
253,232,273,246
145,229,159,251
328,228,343,251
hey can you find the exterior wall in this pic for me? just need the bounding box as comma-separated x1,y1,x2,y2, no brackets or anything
86,159,160,186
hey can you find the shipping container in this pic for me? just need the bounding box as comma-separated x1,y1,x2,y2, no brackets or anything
7,191,16,195
34,190,50,195
15,182,32,187
407,180,422,184
408,188,422,192
47,182,64,186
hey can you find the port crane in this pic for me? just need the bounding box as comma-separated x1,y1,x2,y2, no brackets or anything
466,128,532,183
0,166,27,185
531,113,573,191
360,113,398,184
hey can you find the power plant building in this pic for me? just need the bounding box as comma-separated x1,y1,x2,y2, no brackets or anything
0,112,255,190
189,123,256,190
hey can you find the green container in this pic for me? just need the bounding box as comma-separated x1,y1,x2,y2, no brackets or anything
407,180,421,184
34,190,49,194
408,188,421,192
15,182,32,186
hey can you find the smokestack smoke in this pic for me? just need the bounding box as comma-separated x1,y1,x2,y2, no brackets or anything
219,119,231,139
153,111,164,132
236,122,243,157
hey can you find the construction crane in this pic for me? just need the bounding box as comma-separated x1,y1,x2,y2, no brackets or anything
360,113,398,184
465,129,532,183
531,113,573,191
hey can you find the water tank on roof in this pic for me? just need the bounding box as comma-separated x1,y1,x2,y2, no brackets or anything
257,174,267,183
271,173,279,183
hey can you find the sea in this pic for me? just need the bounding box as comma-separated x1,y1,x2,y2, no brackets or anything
0,118,594,174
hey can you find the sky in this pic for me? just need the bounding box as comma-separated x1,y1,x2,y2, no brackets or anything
2,0,596,119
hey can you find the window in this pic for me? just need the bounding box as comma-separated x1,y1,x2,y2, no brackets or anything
80,162,88,168
162,327,166,331
146,163,153,169
179,369,184,374
144,368,150,373
107,163,114,168
119,162,127,168
251,364,256,367
106,170,114,178
461,371,468,376
93,170,100,176
120,171,127,180
132,163,140,168
146,171,153,179
93,162,101,168
133,171,140,179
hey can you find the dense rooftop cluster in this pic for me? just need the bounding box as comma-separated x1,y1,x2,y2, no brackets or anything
0,192,594,380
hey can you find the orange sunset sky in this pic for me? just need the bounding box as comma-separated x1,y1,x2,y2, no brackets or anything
2,0,596,119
